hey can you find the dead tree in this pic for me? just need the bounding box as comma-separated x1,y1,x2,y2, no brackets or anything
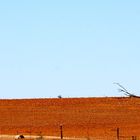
114,83,140,98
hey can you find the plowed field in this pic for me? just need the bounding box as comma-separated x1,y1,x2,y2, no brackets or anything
0,97,140,139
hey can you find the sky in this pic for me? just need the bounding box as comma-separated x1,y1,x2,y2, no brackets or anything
0,0,140,98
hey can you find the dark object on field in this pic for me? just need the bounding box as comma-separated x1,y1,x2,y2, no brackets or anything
15,135,25,139
58,95,62,98
114,83,140,98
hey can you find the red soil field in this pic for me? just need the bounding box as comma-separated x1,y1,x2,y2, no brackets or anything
0,97,140,139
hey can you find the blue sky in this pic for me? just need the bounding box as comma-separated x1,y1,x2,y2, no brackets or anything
0,1,140,98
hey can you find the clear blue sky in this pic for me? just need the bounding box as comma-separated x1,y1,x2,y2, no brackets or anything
0,0,140,98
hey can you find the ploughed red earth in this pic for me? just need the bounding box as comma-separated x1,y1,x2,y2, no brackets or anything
0,97,140,139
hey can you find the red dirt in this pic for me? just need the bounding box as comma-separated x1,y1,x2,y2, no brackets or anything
0,97,140,139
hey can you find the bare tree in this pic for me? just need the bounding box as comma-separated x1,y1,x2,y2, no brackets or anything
114,83,140,98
